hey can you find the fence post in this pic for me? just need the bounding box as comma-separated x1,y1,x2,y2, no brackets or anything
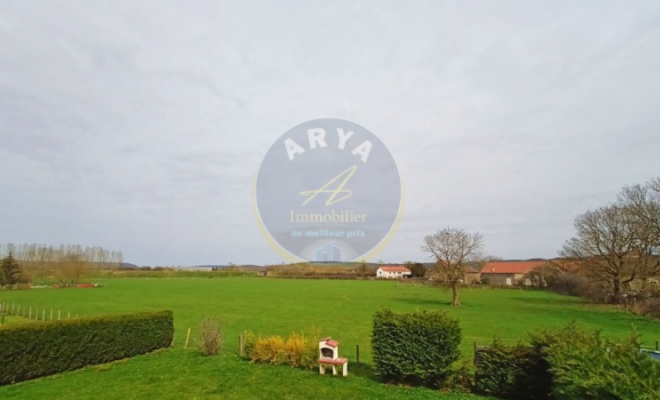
239,335,244,357
656,341,658,351
184,328,191,349
356,344,360,366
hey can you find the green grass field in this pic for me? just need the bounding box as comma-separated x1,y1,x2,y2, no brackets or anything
1,277,659,399
0,314,33,327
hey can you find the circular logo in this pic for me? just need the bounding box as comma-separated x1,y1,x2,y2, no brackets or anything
254,118,403,262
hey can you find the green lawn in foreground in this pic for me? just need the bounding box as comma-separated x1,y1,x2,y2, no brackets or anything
1,277,659,399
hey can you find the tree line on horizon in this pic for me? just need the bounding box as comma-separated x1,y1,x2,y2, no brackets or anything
0,243,123,286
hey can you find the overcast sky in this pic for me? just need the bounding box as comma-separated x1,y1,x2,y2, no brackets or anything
1,1,659,266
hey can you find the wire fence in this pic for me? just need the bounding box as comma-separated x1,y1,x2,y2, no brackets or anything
0,302,81,325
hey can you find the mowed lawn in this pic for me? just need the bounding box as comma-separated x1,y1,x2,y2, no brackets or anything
1,277,659,399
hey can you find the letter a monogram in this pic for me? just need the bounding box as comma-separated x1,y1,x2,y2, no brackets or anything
300,166,357,206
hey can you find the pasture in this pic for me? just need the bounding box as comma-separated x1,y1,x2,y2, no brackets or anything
1,277,659,399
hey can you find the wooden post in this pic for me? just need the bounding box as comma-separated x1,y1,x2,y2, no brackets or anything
42,309,45,321
29,306,32,319
58,310,61,320
184,328,191,349
656,341,658,351
356,344,360,366
239,335,244,357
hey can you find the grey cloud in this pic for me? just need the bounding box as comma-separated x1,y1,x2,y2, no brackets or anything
1,1,659,265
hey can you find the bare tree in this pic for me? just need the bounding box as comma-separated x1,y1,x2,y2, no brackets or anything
619,178,660,267
422,228,484,306
356,259,368,277
560,203,659,302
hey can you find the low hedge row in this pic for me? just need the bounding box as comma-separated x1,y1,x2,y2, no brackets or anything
0,310,173,385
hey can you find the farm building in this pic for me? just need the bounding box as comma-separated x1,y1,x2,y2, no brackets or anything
377,265,411,279
479,261,546,286
425,265,481,284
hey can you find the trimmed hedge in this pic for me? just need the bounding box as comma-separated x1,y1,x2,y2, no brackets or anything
0,310,173,385
372,308,461,387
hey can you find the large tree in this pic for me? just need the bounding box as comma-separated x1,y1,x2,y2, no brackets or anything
422,228,484,306
561,204,658,302
619,178,660,267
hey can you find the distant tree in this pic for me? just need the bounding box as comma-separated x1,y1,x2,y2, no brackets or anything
1,252,22,286
404,261,426,278
525,265,550,289
422,228,484,306
56,251,84,285
356,260,368,277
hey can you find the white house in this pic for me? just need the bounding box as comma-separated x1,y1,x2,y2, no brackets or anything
376,265,411,279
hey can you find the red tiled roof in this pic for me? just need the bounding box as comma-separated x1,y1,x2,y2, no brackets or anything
380,266,411,273
480,261,545,274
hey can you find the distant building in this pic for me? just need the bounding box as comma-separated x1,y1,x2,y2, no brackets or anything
316,242,341,262
479,261,546,286
425,264,481,284
377,265,411,279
